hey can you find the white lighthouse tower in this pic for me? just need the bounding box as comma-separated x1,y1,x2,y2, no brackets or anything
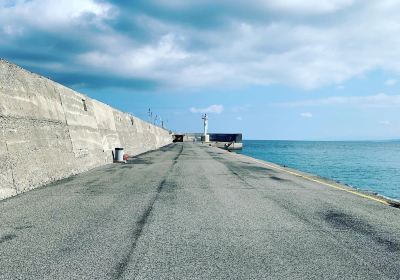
201,114,210,142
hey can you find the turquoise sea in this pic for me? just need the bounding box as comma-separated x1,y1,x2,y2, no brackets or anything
238,140,400,200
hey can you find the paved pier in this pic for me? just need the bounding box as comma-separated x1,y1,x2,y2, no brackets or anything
1,143,399,279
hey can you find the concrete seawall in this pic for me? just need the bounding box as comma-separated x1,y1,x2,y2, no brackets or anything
0,59,172,199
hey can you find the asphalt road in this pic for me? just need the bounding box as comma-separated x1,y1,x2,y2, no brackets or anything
1,143,399,279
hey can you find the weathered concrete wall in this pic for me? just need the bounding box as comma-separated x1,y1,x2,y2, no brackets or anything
0,59,172,199
92,100,121,162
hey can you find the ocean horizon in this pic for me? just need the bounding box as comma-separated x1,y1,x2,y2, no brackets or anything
238,140,400,201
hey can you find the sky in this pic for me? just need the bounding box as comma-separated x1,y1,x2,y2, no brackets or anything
1,0,400,140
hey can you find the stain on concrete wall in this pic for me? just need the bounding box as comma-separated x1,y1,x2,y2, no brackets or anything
92,100,120,160
0,120,15,198
0,59,172,200
59,87,107,170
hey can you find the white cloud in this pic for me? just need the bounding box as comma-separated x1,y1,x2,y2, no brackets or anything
236,116,243,121
79,33,190,79
385,79,397,86
0,0,113,29
190,104,224,114
261,0,356,15
4,0,400,90
380,120,391,126
278,93,400,108
300,112,313,118
153,0,356,15
137,1,400,89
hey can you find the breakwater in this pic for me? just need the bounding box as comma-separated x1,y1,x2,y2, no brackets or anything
0,59,172,199
1,142,399,279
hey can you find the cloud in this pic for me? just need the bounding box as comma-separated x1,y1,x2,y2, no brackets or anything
77,33,191,80
3,0,400,89
190,104,224,114
379,120,391,126
278,93,400,108
0,0,113,28
236,116,243,121
385,79,397,86
300,112,313,118
262,0,355,14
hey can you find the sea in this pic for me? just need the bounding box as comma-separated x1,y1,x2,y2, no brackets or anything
238,140,400,201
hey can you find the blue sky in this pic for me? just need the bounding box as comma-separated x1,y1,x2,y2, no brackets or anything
1,0,400,140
